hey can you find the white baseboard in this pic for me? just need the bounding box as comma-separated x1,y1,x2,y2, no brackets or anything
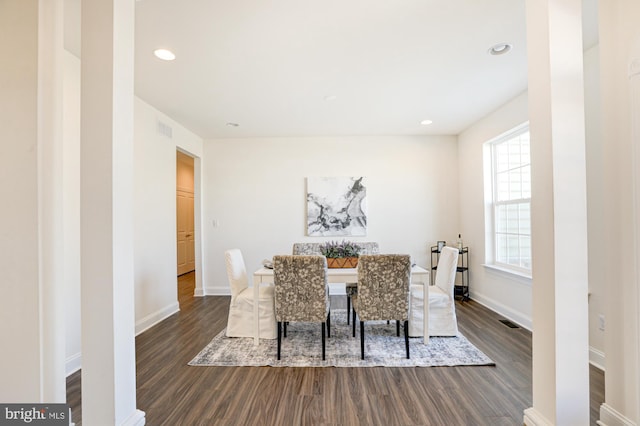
474,294,606,369
470,291,533,331
524,395,635,426
598,403,637,426
65,303,182,377
523,407,554,426
590,346,605,371
65,352,81,377
121,409,146,426
202,285,230,296
135,302,180,335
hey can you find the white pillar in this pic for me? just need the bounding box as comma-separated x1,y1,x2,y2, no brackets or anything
631,38,640,426
38,0,66,403
598,1,640,424
524,0,590,424
0,0,65,403
80,0,144,424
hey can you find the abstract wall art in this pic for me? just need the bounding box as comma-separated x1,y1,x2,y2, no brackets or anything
307,176,367,236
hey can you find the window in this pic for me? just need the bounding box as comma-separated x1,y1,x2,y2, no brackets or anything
484,124,531,276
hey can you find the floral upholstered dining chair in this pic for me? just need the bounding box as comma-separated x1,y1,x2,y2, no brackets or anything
272,255,331,360
351,254,411,360
345,242,379,324
291,242,322,255
291,241,379,326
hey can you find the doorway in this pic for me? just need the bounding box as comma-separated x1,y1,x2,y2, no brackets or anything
176,150,195,303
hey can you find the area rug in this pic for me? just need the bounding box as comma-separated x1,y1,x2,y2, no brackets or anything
189,310,495,367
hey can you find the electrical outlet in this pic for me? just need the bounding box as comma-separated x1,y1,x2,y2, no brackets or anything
598,314,605,331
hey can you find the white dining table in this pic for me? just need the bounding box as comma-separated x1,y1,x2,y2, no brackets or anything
252,265,430,345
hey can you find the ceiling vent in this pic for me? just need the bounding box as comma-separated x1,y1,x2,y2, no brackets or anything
157,120,173,139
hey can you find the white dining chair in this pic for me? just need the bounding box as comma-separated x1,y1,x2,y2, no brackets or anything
225,249,277,339
408,246,460,337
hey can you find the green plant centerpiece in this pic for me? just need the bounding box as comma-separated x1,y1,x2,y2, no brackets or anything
319,240,362,268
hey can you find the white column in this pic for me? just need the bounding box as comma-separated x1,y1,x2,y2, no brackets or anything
0,0,65,403
38,0,66,403
80,0,144,424
524,0,590,425
598,1,640,424
631,39,640,426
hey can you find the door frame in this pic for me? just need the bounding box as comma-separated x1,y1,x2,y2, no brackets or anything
176,147,204,297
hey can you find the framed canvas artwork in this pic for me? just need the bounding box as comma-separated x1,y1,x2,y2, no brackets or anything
307,176,367,236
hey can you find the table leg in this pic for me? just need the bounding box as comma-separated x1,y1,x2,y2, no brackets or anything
252,275,261,345
423,281,429,345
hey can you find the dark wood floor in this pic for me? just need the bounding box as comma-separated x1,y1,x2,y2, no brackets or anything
67,272,604,425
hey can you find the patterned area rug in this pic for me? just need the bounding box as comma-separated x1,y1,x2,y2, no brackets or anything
189,310,495,367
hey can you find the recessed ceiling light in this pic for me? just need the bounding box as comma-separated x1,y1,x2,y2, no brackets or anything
226,122,239,127
488,43,512,56
153,49,176,61
324,95,338,101
420,120,433,126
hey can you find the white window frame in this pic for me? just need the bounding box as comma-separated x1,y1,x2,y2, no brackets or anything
483,122,532,278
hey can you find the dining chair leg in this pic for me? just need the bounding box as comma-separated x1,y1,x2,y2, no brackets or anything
277,322,282,360
321,322,326,361
396,320,400,336
284,321,287,338
360,321,365,360
352,310,357,337
347,295,351,325
404,320,410,359
327,311,331,338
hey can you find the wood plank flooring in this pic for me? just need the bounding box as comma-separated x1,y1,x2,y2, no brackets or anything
67,272,604,425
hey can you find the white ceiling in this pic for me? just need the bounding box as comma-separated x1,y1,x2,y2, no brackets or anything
64,0,598,139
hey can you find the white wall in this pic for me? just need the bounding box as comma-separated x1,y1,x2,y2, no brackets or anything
583,45,606,368
63,51,82,376
598,1,640,423
201,135,459,294
457,93,533,329
457,47,606,361
61,54,204,371
0,0,42,400
133,97,203,334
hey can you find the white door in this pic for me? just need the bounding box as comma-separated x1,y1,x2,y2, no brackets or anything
176,190,195,275
177,151,195,275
